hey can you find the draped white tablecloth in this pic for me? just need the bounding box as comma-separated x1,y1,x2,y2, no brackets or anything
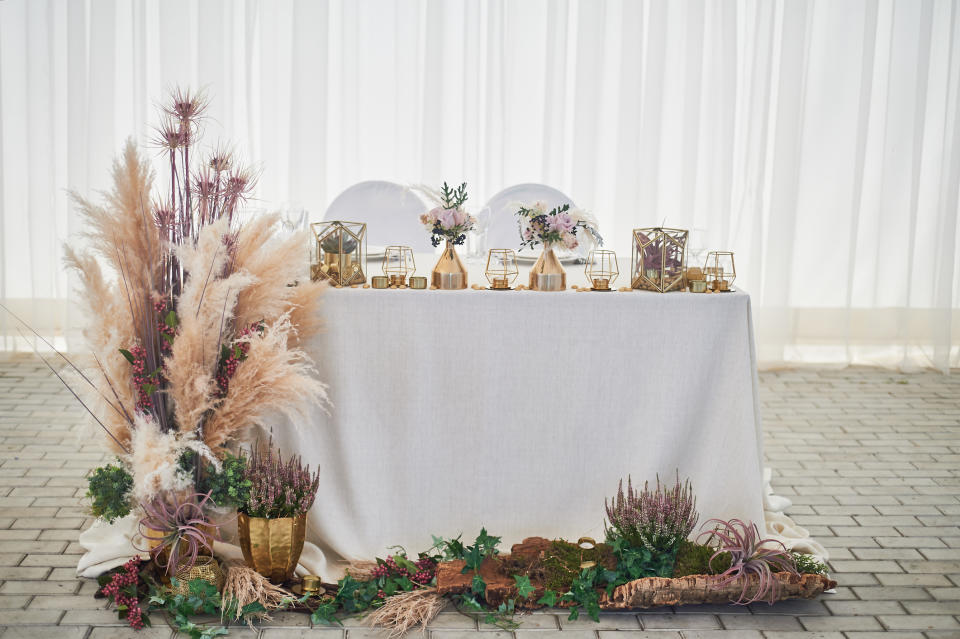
271,275,767,576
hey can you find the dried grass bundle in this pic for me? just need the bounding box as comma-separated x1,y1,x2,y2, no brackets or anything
344,559,378,581
202,314,328,452
221,564,294,623
364,587,445,638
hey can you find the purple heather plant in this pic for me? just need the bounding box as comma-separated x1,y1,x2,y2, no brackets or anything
604,472,698,554
243,448,319,519
698,518,798,605
138,491,220,575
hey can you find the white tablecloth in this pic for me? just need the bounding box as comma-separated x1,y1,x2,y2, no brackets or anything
271,265,766,575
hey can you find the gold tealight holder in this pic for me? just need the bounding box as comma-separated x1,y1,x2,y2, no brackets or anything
577,537,597,570
310,221,367,286
383,245,415,287
302,575,321,593
485,249,519,290
704,251,736,292
371,276,390,289
585,249,619,291
409,276,427,289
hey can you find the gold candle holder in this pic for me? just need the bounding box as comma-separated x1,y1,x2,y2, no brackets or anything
691,279,708,293
585,249,619,291
485,249,519,290
301,575,321,593
704,251,736,292
310,221,367,286
631,227,688,292
383,245,415,287
409,276,427,289
371,276,390,289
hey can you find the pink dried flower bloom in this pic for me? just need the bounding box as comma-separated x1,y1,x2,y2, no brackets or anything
243,448,319,518
605,472,698,553
164,87,210,124
151,118,190,150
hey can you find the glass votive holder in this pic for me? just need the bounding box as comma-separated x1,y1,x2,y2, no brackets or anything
485,249,519,290
383,245,416,286
585,249,619,291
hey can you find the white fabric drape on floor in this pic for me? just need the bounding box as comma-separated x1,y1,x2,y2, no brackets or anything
1,0,958,370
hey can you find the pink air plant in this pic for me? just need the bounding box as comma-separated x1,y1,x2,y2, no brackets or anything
138,492,221,575
698,518,798,605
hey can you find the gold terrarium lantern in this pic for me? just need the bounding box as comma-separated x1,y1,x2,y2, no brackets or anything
704,251,736,292
584,250,619,291
382,246,416,287
485,249,519,290
631,227,688,292
310,221,367,286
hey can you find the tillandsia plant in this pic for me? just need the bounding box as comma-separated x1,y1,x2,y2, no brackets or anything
515,201,603,251
139,492,221,575
605,473,699,555
418,182,476,246
697,518,798,605
243,448,320,519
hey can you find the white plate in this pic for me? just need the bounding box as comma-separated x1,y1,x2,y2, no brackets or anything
515,249,580,265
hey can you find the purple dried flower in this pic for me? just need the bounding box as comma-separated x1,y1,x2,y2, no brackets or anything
698,518,798,604
243,448,319,519
605,472,698,553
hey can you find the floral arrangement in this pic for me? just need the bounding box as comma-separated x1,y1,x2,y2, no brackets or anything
515,201,602,251
139,492,220,575
242,448,320,519
605,473,698,555
698,518,798,604
418,182,476,246
44,87,327,578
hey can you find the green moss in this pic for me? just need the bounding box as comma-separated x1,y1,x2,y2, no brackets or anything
785,552,827,575
673,540,731,577
542,540,614,592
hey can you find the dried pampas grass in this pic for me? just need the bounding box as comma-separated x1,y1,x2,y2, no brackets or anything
127,415,192,502
344,559,378,581
364,587,445,638
221,564,294,623
201,313,328,452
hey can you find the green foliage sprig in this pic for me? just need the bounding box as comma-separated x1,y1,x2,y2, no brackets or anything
148,578,229,639
440,182,468,209
177,451,251,510
86,462,134,523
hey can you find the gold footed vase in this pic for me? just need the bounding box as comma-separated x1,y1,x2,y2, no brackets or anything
432,241,468,290
529,245,567,291
237,512,307,584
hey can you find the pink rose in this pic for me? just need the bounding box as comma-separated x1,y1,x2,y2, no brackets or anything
436,208,458,230
453,208,467,227
548,212,575,233
562,231,578,250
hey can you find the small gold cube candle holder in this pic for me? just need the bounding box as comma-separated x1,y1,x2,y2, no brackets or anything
631,227,688,292
485,249,519,290
310,221,367,286
704,251,736,292
585,249,619,291
409,276,427,289
371,276,390,289
383,246,415,287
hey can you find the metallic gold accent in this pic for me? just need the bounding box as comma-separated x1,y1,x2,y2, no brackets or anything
631,227,688,292
171,556,224,595
690,279,708,293
577,537,597,570
237,512,307,584
704,251,736,292
585,250,619,291
383,246,416,286
529,246,566,291
371,276,390,289
310,221,367,286
301,575,322,593
431,241,468,290
409,276,427,289
484,249,519,289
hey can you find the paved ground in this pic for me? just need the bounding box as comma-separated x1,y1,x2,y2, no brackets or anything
0,353,958,638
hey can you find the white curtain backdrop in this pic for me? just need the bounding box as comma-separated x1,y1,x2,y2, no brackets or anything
1,0,958,370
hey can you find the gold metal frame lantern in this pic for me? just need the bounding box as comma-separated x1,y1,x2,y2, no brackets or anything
382,246,416,286
631,227,688,292
584,250,619,291
485,249,519,289
704,251,736,292
310,221,367,286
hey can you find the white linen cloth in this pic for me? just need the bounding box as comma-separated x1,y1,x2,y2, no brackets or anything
268,283,767,576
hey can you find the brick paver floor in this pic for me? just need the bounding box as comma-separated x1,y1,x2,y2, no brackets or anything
0,352,958,638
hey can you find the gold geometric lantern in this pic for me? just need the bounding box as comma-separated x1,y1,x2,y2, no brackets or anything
310,221,367,286
584,249,619,291
382,246,415,286
485,249,519,290
631,227,688,292
703,251,735,292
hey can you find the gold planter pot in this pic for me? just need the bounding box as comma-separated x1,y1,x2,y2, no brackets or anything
431,240,468,290
529,246,567,291
237,513,307,584
171,556,224,595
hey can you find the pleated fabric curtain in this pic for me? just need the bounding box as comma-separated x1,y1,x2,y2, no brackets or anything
0,0,958,369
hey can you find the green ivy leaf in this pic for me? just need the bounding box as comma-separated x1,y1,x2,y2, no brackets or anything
471,573,486,596
513,574,535,599
536,589,558,607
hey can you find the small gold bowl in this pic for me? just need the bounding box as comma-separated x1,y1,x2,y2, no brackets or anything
371,276,390,289
409,276,427,289
690,280,708,293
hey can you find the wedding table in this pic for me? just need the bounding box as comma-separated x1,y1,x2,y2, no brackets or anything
270,255,766,575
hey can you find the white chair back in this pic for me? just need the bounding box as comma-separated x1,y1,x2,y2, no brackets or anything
482,183,576,256
324,181,433,253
